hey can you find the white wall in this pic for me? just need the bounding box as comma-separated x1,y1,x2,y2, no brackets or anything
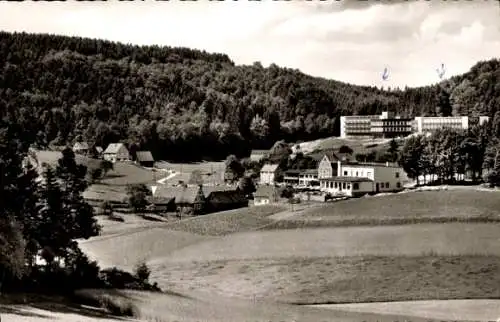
318,156,333,179
254,197,270,206
260,171,275,185
338,163,405,192
320,180,372,197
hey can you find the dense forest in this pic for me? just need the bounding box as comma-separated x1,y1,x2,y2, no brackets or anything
1,31,500,161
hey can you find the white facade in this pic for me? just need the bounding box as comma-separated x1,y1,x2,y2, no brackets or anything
298,171,318,187
260,164,278,185
320,161,407,196
318,155,338,179
413,116,469,134
340,162,406,192
320,179,373,197
341,112,490,138
254,197,271,206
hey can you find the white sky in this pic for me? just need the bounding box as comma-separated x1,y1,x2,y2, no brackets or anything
1,0,499,88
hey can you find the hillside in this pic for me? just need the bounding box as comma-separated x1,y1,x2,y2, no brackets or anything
1,31,499,161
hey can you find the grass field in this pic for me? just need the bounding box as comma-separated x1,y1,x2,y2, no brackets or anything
298,136,397,157
314,299,500,321
151,255,500,305
265,190,500,230
158,161,226,186
163,223,500,262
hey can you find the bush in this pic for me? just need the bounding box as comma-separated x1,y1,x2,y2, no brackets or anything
134,262,151,283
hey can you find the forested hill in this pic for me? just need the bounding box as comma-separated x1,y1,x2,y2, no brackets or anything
1,31,499,162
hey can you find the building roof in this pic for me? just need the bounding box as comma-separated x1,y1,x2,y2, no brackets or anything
300,169,318,175
104,143,127,154
261,164,279,172
202,185,239,196
342,161,401,169
73,142,89,150
204,187,246,204
155,185,202,204
254,185,280,198
284,170,301,176
95,146,104,153
136,151,154,162
320,176,373,183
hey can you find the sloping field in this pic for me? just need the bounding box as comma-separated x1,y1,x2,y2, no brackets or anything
313,300,500,322
266,190,500,229
78,227,213,269
163,223,500,262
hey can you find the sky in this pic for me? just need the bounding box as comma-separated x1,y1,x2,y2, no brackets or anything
1,0,500,88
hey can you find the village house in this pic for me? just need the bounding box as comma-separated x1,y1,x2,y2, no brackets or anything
103,143,131,163
202,186,248,213
72,142,89,155
260,164,279,185
253,185,281,206
155,184,205,216
319,160,407,197
136,151,155,168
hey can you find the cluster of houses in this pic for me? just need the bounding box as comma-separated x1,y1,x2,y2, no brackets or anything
72,142,155,167
254,150,409,204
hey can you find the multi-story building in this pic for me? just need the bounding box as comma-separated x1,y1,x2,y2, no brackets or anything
259,164,279,185
341,112,490,138
318,160,407,197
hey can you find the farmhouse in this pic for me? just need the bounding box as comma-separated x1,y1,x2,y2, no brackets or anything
103,143,131,163
203,186,248,213
136,151,155,168
72,142,89,155
320,160,406,197
260,164,279,185
254,185,280,206
156,184,205,215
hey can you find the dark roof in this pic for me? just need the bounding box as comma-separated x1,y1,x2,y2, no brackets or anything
309,150,350,163
202,185,238,195
254,185,280,198
155,186,202,204
320,176,373,183
301,169,318,175
136,151,154,162
284,170,301,176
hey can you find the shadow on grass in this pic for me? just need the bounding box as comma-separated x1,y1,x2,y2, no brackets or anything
0,293,131,321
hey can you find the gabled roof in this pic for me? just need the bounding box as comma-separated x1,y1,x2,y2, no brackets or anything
73,142,89,150
155,185,202,204
104,143,127,154
320,176,373,183
96,146,104,153
261,164,279,172
254,185,280,198
136,151,154,162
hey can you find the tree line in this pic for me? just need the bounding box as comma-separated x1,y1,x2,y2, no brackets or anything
0,119,158,299
2,31,500,162
399,121,500,186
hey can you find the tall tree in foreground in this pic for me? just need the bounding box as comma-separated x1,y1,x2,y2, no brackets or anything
399,135,425,185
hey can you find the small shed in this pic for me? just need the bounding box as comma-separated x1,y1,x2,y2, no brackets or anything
136,151,155,168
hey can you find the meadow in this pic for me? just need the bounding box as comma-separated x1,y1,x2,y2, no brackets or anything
265,190,500,229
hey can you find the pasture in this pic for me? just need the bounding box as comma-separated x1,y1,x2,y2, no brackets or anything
157,161,226,186
266,190,500,229
298,136,397,156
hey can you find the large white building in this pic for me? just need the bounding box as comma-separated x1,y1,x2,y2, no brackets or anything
319,160,408,197
340,112,490,138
